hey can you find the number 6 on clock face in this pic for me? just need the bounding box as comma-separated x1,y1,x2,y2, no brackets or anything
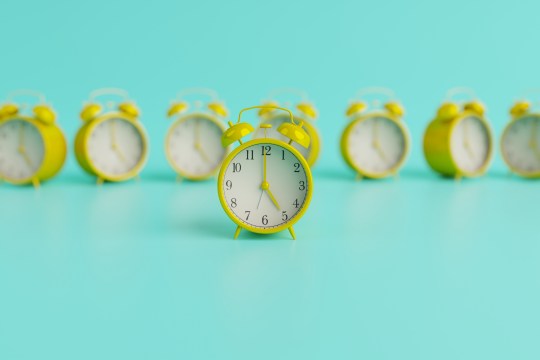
219,140,311,233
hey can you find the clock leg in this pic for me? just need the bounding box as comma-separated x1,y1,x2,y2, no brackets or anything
394,172,400,180
454,173,463,182
288,227,296,240
234,226,242,240
355,173,363,181
135,175,141,182
32,178,40,189
96,177,104,186
176,174,183,183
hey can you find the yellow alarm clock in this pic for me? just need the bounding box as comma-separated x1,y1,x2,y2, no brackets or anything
165,88,228,181
340,88,409,179
253,89,320,166
501,93,540,178
218,106,313,240
423,88,493,179
0,90,67,187
74,88,148,184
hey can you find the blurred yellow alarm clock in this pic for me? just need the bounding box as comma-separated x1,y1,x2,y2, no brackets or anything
253,89,320,166
0,90,67,187
75,88,148,184
341,88,410,179
218,105,313,240
165,88,228,181
501,92,540,178
424,88,493,179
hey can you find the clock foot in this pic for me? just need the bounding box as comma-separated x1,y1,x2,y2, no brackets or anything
135,175,141,182
454,173,463,182
176,175,183,183
233,226,242,240
288,227,296,240
355,173,363,181
96,177,104,186
393,172,400,180
32,178,40,189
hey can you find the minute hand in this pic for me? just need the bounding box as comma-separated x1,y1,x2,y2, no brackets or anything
261,149,281,211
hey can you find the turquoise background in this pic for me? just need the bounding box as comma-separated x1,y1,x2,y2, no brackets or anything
1,0,540,359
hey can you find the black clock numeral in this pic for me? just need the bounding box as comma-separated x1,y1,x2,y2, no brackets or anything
225,180,232,190
231,198,237,208
261,145,271,156
262,215,269,225
245,211,251,220
299,181,306,191
293,199,300,208
232,163,241,172
294,163,300,172
282,150,285,160
246,150,254,160
282,211,288,221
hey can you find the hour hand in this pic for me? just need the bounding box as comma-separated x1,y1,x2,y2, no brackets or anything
261,181,281,211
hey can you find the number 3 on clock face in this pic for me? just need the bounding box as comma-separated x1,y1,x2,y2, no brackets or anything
219,140,312,234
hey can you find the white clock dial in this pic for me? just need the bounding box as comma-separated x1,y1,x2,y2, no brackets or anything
450,116,491,173
253,115,311,161
87,118,146,178
221,142,309,230
0,119,44,181
166,115,226,177
502,116,540,174
346,116,407,175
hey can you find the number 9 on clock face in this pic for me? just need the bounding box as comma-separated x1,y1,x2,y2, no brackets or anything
218,140,312,233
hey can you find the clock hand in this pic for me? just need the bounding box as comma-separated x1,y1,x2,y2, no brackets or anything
264,185,281,211
19,148,33,168
194,142,211,163
256,189,265,209
464,140,475,160
17,123,33,168
109,119,118,147
17,122,26,154
462,120,476,160
258,145,281,210
373,142,389,163
109,120,129,163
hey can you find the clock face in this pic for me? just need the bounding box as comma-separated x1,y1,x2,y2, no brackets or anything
220,141,311,232
87,117,146,178
0,119,44,181
450,116,492,173
253,115,312,161
166,115,226,177
345,116,407,175
501,115,540,174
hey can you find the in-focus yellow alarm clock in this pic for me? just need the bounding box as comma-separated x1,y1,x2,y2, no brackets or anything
424,88,493,179
0,90,67,187
218,105,313,240
501,93,540,178
253,89,320,166
75,88,148,184
165,88,228,181
340,88,409,179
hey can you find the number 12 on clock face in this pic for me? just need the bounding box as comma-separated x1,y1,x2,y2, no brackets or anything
219,140,312,235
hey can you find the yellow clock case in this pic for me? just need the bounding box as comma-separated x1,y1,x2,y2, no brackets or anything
340,88,409,179
0,91,67,187
218,105,313,240
258,89,320,167
165,88,229,181
423,88,493,179
74,88,148,183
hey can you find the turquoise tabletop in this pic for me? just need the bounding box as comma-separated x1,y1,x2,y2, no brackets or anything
1,0,540,359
